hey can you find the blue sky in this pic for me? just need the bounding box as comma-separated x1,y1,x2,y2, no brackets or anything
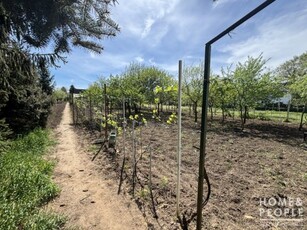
50,0,307,89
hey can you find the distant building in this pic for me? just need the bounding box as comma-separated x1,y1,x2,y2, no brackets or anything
69,85,86,98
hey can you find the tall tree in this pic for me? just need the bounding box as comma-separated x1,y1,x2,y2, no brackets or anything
275,52,307,121
0,0,119,133
290,75,307,130
60,87,67,94
105,63,175,115
38,63,54,96
0,64,52,133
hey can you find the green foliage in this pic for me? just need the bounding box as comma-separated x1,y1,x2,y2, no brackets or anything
166,113,177,125
0,0,119,55
39,64,54,96
276,51,307,88
128,114,147,128
0,119,12,152
138,186,150,201
229,55,282,128
209,73,236,121
84,83,104,109
0,0,120,135
102,114,122,134
160,176,169,189
290,74,307,105
0,129,64,229
232,55,267,109
0,63,53,133
154,83,177,114
183,62,203,122
53,88,68,102
183,63,203,104
276,51,307,127
92,63,176,116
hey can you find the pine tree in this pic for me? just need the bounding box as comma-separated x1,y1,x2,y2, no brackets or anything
0,0,119,133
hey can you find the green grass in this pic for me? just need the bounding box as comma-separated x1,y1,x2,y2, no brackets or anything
143,105,303,124
207,108,302,123
0,129,65,229
249,110,302,123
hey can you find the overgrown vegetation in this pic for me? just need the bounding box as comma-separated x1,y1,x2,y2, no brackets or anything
0,0,119,135
0,129,65,229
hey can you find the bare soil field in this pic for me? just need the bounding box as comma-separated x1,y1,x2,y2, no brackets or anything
48,102,306,229
77,112,307,229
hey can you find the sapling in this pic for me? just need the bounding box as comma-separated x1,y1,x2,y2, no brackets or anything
160,176,169,191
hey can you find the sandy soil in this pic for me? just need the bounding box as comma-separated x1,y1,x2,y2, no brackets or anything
47,103,147,230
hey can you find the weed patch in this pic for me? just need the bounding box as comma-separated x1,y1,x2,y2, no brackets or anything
0,129,65,229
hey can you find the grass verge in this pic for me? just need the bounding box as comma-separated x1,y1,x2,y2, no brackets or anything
0,129,65,229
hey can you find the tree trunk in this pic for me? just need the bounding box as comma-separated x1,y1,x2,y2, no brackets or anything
189,104,192,116
232,107,235,120
299,104,306,131
126,101,131,116
222,106,225,124
109,100,112,114
285,97,291,122
240,105,244,130
243,106,248,124
194,102,198,122
133,103,138,114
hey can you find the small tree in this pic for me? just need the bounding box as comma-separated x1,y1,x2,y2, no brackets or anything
53,89,68,102
231,55,279,129
211,74,236,123
183,62,203,122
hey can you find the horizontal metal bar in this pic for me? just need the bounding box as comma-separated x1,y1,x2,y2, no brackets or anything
207,0,276,45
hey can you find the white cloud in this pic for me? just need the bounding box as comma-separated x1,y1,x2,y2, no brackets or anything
141,17,155,38
52,0,307,88
135,56,144,62
218,8,307,68
155,61,179,75
212,0,241,9
148,58,156,66
114,0,179,42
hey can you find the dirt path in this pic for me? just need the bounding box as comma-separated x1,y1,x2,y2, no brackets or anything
48,103,147,230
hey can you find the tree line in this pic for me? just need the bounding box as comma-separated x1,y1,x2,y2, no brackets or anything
80,52,306,130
